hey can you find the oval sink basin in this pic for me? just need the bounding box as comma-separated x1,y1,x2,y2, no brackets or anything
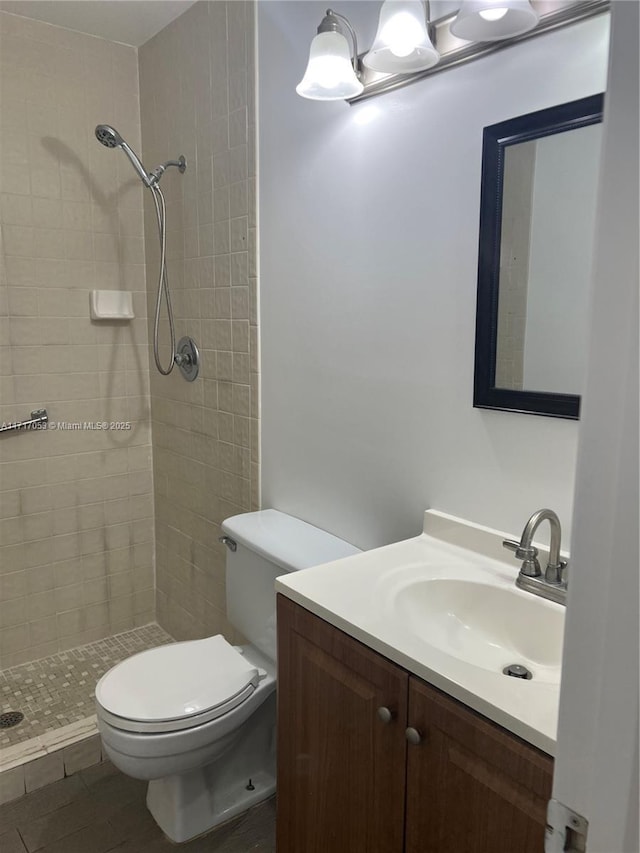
394,578,564,683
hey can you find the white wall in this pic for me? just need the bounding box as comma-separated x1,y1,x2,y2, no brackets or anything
523,124,602,394
258,2,610,550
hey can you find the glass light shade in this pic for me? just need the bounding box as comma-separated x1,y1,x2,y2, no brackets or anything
296,31,364,101
363,0,439,74
450,0,539,42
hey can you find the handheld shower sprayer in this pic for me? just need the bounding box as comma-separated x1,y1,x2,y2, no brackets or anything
94,124,198,381
95,125,153,187
94,125,187,188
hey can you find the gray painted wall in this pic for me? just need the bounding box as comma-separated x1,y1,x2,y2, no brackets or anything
258,2,610,550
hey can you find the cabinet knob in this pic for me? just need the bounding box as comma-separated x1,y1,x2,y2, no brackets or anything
405,726,422,745
377,706,394,724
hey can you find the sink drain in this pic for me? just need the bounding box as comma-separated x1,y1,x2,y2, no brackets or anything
0,711,24,728
503,664,532,680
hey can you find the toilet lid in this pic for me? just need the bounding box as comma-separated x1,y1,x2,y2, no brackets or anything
95,635,260,733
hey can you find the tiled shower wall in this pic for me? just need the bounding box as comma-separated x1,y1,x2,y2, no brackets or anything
139,1,258,641
0,13,155,667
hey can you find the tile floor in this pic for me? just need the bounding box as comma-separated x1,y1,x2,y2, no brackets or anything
0,625,174,748
0,760,276,852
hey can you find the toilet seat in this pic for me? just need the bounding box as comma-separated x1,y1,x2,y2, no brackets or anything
96,635,263,734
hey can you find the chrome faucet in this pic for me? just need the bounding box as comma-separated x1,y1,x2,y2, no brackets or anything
503,509,568,605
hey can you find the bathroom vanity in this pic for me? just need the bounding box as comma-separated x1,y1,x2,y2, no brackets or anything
276,597,552,853
275,510,563,853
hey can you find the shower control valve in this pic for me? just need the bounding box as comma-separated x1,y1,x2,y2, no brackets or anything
174,336,200,382
174,351,191,367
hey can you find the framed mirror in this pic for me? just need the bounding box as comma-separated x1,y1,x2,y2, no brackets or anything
473,94,604,419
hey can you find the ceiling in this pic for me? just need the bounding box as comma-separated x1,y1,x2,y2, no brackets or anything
0,1,468,48
0,0,198,47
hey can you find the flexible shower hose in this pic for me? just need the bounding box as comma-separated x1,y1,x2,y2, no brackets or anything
150,183,176,375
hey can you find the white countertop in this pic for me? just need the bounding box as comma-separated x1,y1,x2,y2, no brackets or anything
276,510,563,756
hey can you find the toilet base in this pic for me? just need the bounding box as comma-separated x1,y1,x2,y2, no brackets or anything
148,768,276,843
146,692,276,843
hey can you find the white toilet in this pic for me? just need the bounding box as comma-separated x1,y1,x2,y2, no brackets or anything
95,509,359,843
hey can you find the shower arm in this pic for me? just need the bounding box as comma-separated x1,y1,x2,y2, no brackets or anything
149,156,187,186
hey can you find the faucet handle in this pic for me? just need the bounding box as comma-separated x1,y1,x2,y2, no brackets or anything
545,558,568,586
502,539,541,577
503,539,538,559
503,538,521,554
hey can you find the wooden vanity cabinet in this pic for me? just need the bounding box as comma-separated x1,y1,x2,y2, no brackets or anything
276,594,408,853
406,676,553,853
277,596,553,853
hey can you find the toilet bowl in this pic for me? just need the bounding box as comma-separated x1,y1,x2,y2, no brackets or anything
96,639,276,842
95,509,360,843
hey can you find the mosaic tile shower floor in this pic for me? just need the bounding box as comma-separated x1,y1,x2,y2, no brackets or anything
0,625,173,748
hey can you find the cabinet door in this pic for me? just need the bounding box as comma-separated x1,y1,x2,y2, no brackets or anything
276,596,408,853
405,677,553,853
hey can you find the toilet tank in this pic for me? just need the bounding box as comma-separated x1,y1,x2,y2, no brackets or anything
220,509,360,662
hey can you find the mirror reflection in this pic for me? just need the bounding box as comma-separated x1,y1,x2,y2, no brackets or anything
495,124,603,395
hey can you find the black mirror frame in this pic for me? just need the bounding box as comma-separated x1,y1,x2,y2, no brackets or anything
473,93,605,420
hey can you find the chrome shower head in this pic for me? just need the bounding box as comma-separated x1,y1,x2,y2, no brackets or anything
95,124,123,149
94,123,152,187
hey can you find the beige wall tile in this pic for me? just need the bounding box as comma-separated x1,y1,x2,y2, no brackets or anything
139,0,257,643
2,1,258,659
0,11,154,660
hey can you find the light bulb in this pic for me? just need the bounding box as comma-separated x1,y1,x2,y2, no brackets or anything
451,0,539,41
479,7,509,20
363,0,439,74
380,11,424,58
313,56,343,89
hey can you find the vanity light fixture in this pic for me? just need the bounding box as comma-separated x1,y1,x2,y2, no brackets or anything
363,0,439,73
296,1,609,103
296,8,364,101
450,0,539,41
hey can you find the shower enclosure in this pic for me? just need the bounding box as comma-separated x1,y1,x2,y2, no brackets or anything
0,0,258,801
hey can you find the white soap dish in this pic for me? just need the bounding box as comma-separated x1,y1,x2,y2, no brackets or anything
90,290,135,320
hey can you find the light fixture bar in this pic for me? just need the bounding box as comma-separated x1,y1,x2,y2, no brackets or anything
348,0,609,103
